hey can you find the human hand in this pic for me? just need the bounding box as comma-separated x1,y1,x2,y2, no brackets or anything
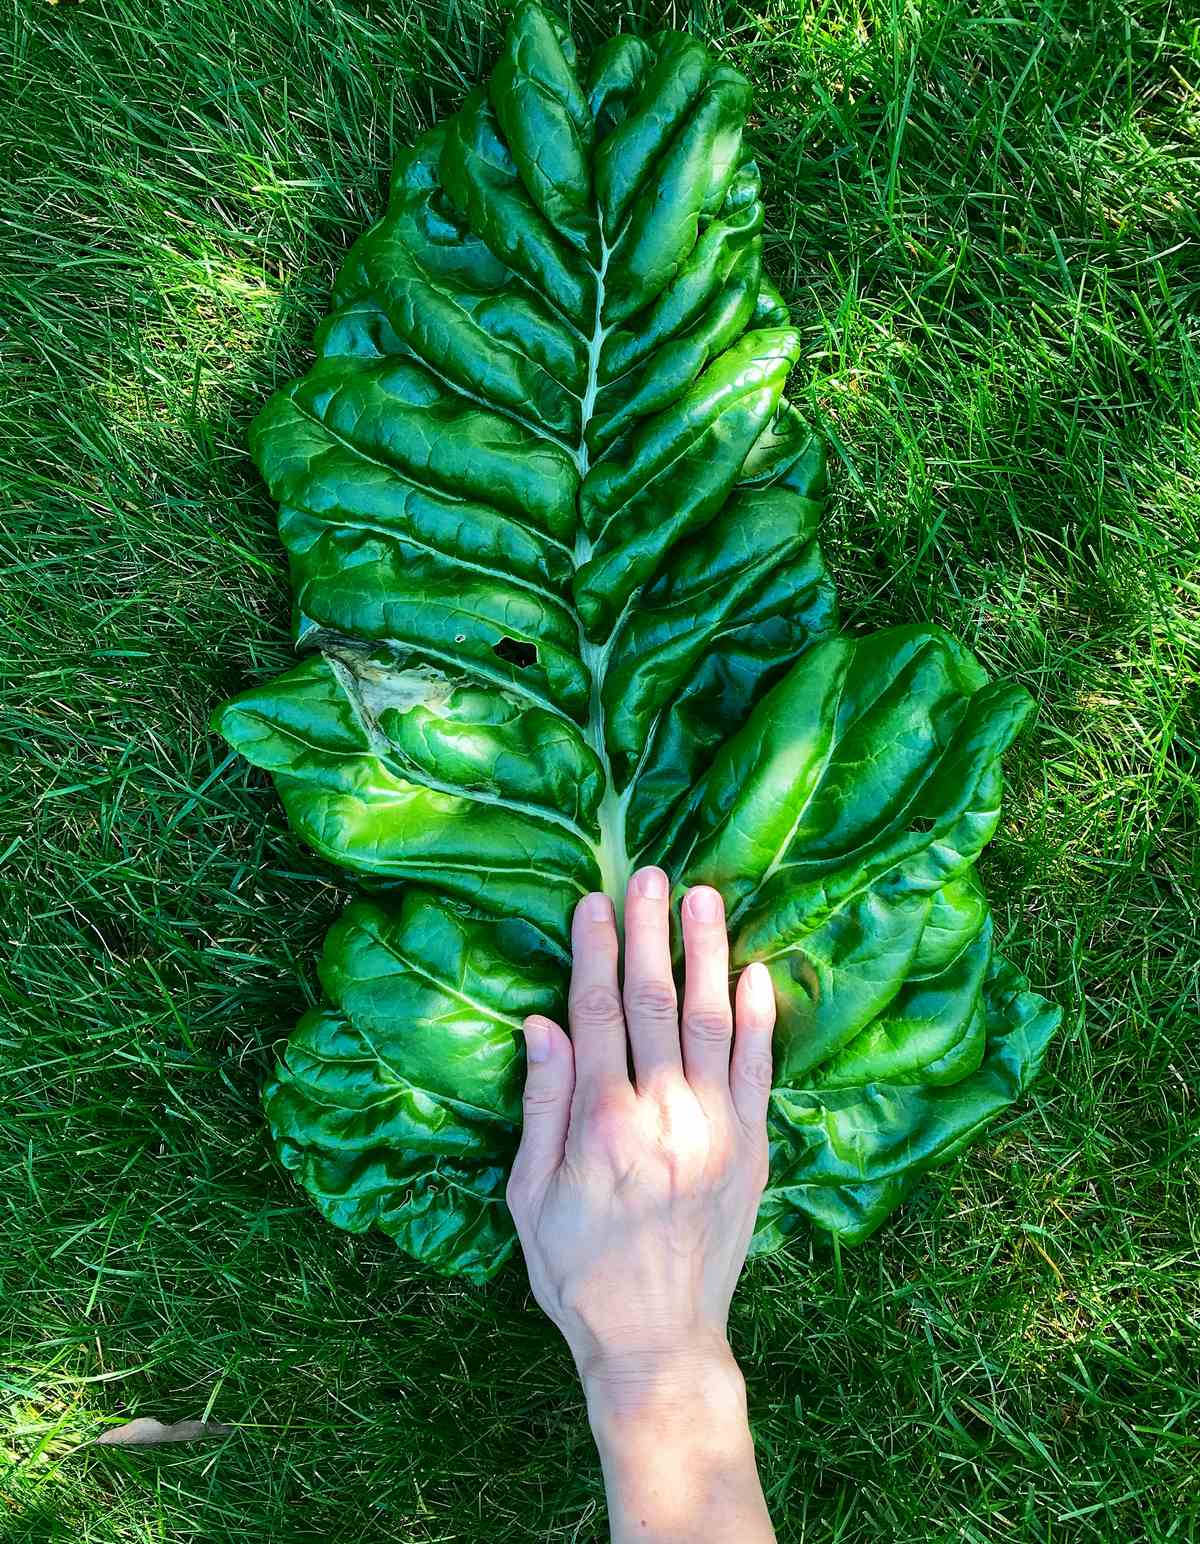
505,866,776,1393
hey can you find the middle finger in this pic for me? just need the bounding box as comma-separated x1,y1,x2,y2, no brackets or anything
622,866,683,1089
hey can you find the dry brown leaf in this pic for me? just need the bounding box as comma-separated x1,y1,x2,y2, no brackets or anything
95,1417,233,1447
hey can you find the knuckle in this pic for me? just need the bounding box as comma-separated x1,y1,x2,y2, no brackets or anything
639,1064,686,1106
627,980,678,1020
522,1082,562,1116
684,1008,732,1046
737,1052,775,1091
586,1088,630,1127
570,984,623,1026
580,1089,633,1148
642,1062,679,1099
653,1082,706,1148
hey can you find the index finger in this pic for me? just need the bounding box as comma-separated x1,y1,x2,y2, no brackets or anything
567,891,629,1100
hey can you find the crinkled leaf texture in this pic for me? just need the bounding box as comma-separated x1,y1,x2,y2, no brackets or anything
215,1,1059,1282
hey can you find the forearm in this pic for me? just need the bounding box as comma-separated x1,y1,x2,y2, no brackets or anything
582,1344,775,1544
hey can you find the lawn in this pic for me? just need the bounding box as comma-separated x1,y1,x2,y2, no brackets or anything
2,0,1198,1538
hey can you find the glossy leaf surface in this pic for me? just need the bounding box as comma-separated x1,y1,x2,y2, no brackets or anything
216,1,1058,1279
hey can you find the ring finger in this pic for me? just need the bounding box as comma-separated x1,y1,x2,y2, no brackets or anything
679,885,734,1110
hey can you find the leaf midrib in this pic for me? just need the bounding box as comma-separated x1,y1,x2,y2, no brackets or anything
572,224,636,910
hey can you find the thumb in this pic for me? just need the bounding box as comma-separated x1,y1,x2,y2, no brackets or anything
506,1015,574,1210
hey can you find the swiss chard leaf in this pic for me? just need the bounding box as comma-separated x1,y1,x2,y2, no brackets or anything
216,0,1058,1280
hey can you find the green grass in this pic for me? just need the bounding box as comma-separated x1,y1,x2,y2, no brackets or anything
2,0,1198,1538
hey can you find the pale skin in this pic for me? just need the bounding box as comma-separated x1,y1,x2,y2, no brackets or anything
506,865,777,1543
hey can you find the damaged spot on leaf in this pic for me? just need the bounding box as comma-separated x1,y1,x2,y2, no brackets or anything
326,649,454,723
492,636,538,669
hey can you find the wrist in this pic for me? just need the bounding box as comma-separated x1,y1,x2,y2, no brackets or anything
574,1335,774,1542
579,1334,746,1437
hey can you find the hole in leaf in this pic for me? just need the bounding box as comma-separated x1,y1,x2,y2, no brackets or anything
492,636,538,669
910,816,935,833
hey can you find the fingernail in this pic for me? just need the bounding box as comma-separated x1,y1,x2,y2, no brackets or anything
634,866,667,900
686,885,722,923
580,892,613,923
745,961,772,1007
523,1017,551,1063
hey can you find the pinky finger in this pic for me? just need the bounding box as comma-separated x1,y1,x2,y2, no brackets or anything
730,961,776,1133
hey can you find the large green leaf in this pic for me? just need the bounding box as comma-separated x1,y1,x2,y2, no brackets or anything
215,0,1058,1279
